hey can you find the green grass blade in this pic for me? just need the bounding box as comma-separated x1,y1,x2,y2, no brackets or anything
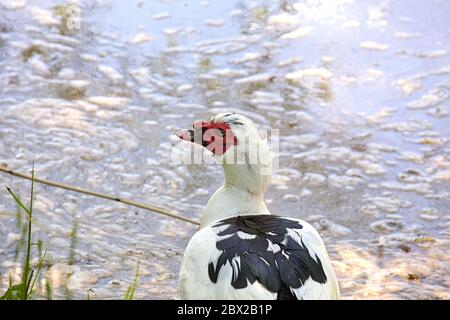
29,164,34,216
68,220,78,265
29,249,48,298
25,269,34,295
1,164,50,301
21,165,35,299
45,276,53,300
124,261,140,300
6,187,31,216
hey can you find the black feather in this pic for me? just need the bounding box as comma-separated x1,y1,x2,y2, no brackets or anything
208,215,328,300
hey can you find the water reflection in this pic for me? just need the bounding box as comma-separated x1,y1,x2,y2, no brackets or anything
0,0,449,299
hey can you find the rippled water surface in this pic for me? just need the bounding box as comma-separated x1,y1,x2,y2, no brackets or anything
0,0,449,299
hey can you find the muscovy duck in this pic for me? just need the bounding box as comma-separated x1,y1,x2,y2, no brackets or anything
174,113,339,300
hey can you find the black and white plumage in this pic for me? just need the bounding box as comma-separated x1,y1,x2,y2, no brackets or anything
209,216,328,299
175,113,340,300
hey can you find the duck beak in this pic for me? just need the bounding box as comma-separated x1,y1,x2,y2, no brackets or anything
174,127,209,148
174,129,195,143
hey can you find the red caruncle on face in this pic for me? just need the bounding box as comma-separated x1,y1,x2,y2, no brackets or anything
193,121,238,156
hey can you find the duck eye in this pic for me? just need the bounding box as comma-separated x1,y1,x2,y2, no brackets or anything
218,128,225,137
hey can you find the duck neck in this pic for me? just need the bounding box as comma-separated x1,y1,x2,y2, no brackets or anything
200,164,271,228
